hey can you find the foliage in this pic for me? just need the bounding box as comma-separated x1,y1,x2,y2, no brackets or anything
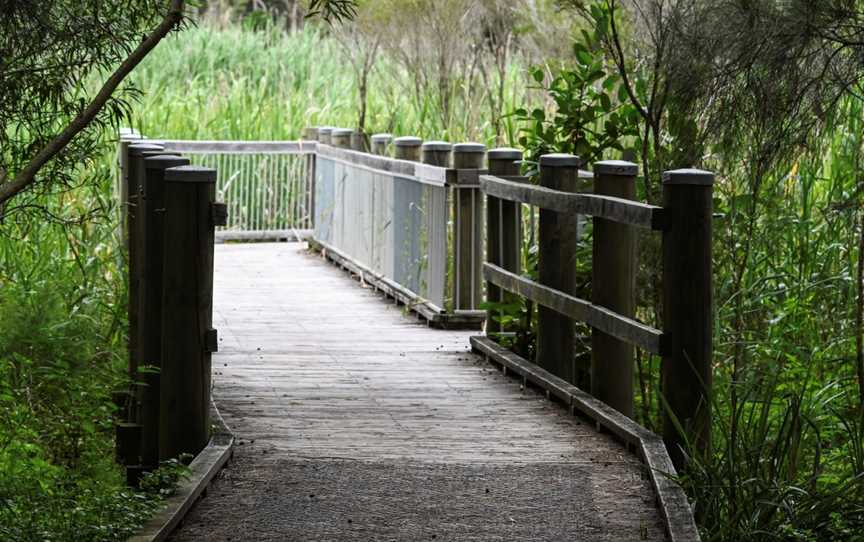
0,178,167,540
125,22,536,144
0,0,186,212
509,1,864,538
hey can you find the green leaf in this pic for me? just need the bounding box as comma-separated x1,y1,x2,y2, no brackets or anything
532,68,545,83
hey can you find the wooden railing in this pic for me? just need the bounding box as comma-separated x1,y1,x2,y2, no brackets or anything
481,154,713,471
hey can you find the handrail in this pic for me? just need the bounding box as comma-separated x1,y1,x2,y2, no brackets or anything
480,174,664,230
483,263,665,355
162,140,317,154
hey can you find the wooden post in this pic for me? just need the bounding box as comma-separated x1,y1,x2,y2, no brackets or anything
159,165,219,460
485,148,523,334
393,136,422,161
351,130,367,152
138,154,190,469
303,126,319,141
118,132,143,246
661,168,714,469
371,134,392,156
421,141,452,167
536,154,580,385
317,127,334,146
331,128,353,149
591,161,638,416
126,143,164,383
451,143,485,312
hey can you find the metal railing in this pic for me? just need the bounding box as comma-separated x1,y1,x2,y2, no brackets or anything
313,145,459,324
161,140,316,239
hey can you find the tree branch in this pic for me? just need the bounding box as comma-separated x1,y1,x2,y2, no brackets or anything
0,0,186,207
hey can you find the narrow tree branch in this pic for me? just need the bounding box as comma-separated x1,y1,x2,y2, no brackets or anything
0,0,186,207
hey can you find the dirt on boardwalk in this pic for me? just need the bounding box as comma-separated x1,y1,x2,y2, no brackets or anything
169,441,662,541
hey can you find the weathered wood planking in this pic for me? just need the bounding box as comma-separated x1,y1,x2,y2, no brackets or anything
480,174,665,230
484,262,665,355
181,242,668,541
470,336,700,542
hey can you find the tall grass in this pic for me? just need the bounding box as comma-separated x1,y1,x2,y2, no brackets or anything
126,22,532,144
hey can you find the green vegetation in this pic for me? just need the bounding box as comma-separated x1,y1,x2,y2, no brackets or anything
6,0,864,539
126,23,531,143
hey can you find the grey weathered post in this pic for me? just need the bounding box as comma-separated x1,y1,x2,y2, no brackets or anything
303,126,319,141
591,161,638,416
485,148,523,334
536,153,580,385
331,128,353,149
421,141,452,167
661,168,714,469
138,154,190,469
371,133,392,156
393,136,423,161
351,130,367,152
452,143,486,312
159,165,220,460
317,126,334,146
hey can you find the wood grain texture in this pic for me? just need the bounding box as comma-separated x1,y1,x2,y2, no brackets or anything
485,263,665,355
174,242,668,541
480,174,664,230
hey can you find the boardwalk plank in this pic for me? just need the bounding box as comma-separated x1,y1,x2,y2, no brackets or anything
169,242,666,541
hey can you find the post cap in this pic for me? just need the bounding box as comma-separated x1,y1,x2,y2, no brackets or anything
164,165,217,183
594,160,639,177
128,143,164,156
332,128,354,136
140,149,180,158
453,142,486,154
317,126,334,134
662,168,714,186
422,141,452,152
539,153,580,167
487,147,523,160
393,136,422,147
371,133,392,142
144,155,190,169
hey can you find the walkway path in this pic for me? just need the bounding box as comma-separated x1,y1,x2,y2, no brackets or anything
169,242,665,541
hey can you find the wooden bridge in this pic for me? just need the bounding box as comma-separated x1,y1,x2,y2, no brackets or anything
116,129,708,541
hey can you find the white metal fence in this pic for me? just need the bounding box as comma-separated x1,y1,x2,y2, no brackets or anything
161,140,316,239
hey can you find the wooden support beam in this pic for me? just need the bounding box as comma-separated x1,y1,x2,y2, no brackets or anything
159,165,219,461
331,128,353,149
138,154,190,469
592,161,638,417
661,168,714,470
485,148,522,335
484,263,663,355
393,136,422,162
479,174,663,230
371,133,392,156
452,143,485,311
537,154,581,385
317,126,334,146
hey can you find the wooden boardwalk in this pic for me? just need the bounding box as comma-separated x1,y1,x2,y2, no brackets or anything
169,242,666,541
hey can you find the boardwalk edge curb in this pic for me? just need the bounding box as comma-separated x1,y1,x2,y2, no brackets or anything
129,400,235,542
470,335,701,542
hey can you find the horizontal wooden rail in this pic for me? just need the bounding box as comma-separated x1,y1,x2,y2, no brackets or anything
480,174,664,230
163,140,317,154
483,263,665,355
